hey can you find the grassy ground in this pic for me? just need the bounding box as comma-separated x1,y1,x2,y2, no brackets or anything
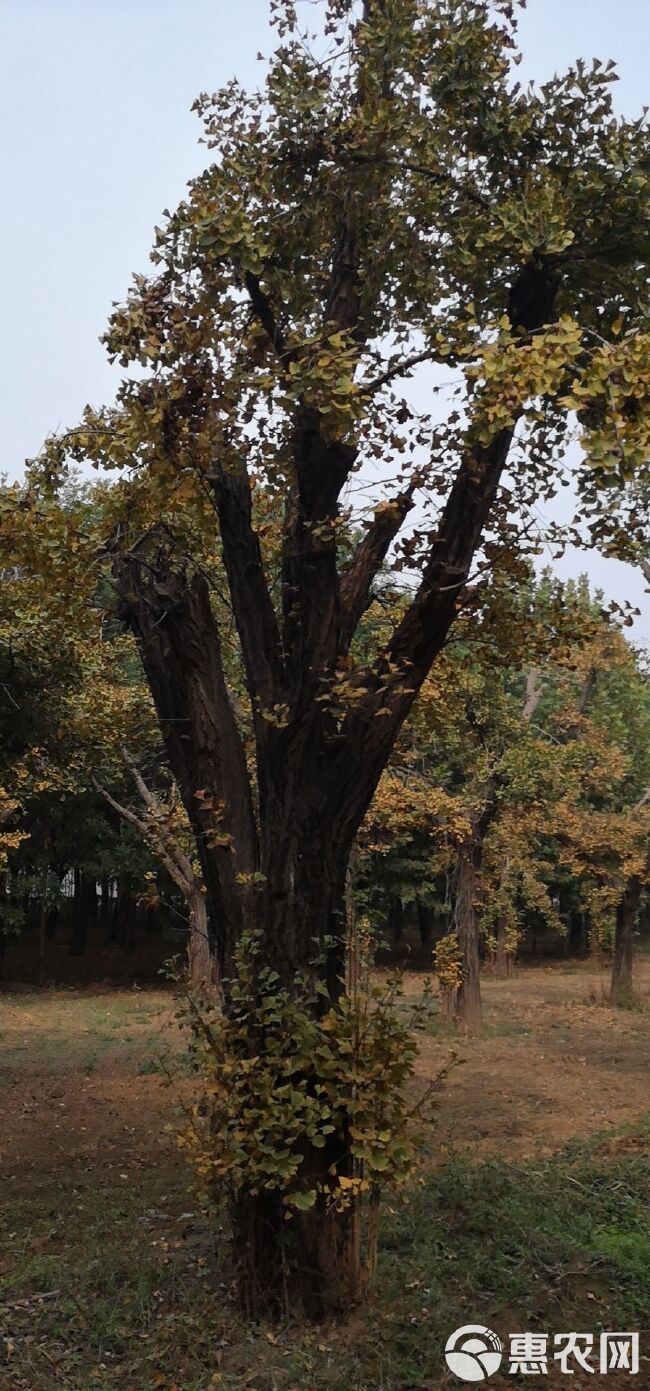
1,963,650,1390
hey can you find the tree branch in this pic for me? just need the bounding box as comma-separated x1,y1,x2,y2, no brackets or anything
523,668,545,721
326,427,515,835
208,457,283,715
120,750,198,887
363,348,438,394
338,484,416,654
243,271,293,364
114,551,258,970
93,777,193,897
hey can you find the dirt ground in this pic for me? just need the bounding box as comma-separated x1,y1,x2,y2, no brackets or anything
2,958,650,1185
1,959,649,1390
413,956,650,1159
0,989,178,1199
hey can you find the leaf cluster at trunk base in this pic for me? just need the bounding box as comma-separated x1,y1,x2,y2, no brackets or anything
175,931,442,1318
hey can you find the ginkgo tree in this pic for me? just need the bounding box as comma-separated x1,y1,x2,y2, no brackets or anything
23,0,650,1317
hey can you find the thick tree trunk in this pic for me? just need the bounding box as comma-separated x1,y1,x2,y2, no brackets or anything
233,1163,373,1320
232,1004,376,1321
245,784,351,994
611,876,640,1006
454,840,483,1033
232,856,367,1317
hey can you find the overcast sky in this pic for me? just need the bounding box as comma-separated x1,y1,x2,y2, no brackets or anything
2,0,648,640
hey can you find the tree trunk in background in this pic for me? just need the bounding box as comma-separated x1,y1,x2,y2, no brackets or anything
454,838,483,1033
493,855,511,978
37,898,48,982
110,880,133,947
611,875,641,1006
99,877,112,930
568,910,589,958
187,887,213,987
0,874,7,982
388,896,404,951
36,863,51,983
494,915,512,978
103,879,118,938
418,902,434,955
45,902,59,941
69,870,94,956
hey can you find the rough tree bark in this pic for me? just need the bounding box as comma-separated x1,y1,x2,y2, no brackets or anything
186,884,212,987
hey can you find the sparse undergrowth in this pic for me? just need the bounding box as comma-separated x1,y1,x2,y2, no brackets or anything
2,1115,650,1390
2,978,650,1388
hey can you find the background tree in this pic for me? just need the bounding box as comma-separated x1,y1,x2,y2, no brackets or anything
0,483,195,981
94,756,213,986
358,574,650,1020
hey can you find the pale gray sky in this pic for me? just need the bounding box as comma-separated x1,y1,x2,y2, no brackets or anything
1,0,648,638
